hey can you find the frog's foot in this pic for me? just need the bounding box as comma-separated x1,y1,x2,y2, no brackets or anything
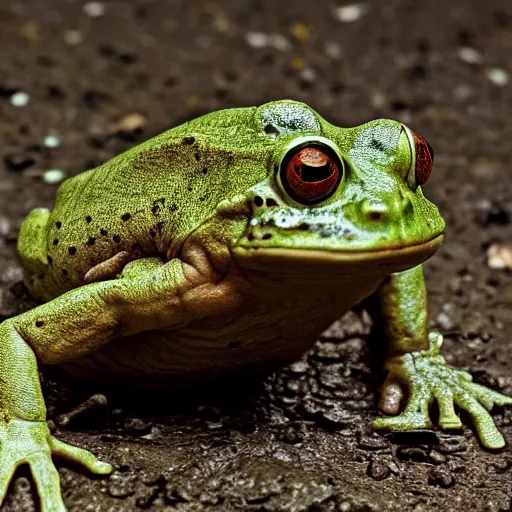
0,418,112,511
373,332,512,449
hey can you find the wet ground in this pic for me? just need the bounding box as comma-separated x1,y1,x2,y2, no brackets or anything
1,0,512,510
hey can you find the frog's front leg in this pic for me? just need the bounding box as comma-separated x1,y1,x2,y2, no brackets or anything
0,321,112,512
371,265,512,449
0,257,192,510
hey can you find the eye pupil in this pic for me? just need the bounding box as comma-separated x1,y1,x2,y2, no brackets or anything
283,145,341,203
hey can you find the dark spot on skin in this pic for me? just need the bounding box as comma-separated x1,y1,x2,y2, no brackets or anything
169,203,178,213
202,168,208,174
370,138,386,152
47,256,53,265
254,196,264,207
183,136,195,145
228,341,242,349
35,320,44,328
121,213,131,221
61,268,68,276
87,237,96,246
131,243,141,251
113,235,121,243
56,221,62,229
85,216,92,223
68,247,77,256
53,239,59,246
247,233,255,241
298,223,310,231
266,198,278,207
262,233,272,240
194,152,201,161
199,197,206,202
100,229,108,236
187,186,192,192
151,204,160,215
149,228,156,237
369,212,382,221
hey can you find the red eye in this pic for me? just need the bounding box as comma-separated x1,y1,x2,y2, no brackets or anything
282,146,341,203
413,131,434,186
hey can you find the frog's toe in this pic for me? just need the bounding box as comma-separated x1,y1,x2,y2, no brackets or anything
50,437,113,475
29,452,67,512
432,385,462,429
453,390,506,449
373,412,431,431
466,382,512,410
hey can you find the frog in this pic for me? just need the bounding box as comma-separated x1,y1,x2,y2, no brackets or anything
1,100,511,511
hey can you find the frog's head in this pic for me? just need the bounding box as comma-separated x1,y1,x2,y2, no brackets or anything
231,100,444,274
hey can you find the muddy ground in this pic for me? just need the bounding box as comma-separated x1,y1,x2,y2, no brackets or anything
1,0,512,510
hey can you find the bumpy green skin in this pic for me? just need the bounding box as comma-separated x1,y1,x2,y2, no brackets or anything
0,100,509,510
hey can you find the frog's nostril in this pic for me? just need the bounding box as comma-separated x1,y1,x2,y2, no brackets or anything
368,211,384,221
362,203,390,222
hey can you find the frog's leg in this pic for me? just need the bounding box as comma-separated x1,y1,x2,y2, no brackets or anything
0,257,194,510
371,265,512,449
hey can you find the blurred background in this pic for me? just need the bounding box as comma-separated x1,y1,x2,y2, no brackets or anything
1,1,512,510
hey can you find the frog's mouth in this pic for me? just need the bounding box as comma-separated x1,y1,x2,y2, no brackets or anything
232,234,443,275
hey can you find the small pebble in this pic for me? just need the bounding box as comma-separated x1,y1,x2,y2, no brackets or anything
428,467,455,488
487,243,512,270
300,67,317,82
324,41,343,60
486,67,509,86
42,169,66,184
43,135,61,148
84,1,105,17
457,47,483,65
10,91,30,107
269,33,291,52
288,360,308,374
428,450,447,465
366,458,390,481
109,113,147,134
0,216,10,237
333,3,368,23
436,311,455,331
64,30,83,45
244,32,291,51
245,31,268,48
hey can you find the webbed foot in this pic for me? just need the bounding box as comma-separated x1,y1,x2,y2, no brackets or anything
0,418,112,511
373,332,512,449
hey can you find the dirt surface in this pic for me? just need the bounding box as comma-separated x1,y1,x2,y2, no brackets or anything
1,0,512,510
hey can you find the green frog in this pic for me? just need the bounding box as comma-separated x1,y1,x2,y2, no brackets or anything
1,100,510,511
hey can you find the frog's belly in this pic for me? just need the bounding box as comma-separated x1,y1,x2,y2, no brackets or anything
60,271,384,387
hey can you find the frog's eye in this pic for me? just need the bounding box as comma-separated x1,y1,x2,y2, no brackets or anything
281,145,342,204
412,130,434,186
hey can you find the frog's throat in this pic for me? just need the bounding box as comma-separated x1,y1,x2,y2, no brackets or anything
232,234,444,275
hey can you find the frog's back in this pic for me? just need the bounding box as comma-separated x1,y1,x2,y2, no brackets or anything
18,106,270,301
